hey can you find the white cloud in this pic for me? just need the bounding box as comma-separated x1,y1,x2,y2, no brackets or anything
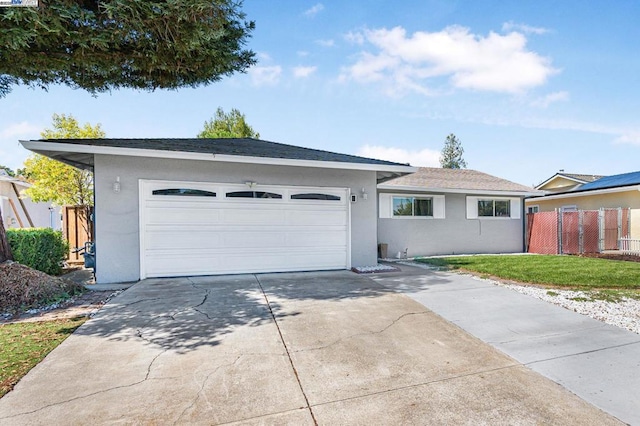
344,30,365,45
530,91,569,108
356,145,440,167
502,21,550,35
304,3,324,17
614,132,640,146
0,121,41,139
293,66,317,78
297,50,310,57
316,39,335,47
248,66,282,86
340,25,558,96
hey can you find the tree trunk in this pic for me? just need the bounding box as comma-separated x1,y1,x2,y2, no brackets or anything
0,215,13,263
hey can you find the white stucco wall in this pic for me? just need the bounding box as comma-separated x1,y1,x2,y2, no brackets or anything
94,154,379,283
378,192,525,258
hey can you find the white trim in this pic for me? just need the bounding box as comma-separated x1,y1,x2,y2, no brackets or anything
379,193,445,219
21,140,416,174
527,185,640,201
466,196,521,220
535,173,590,189
378,184,537,197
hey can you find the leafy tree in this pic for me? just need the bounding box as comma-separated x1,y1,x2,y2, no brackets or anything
23,114,105,238
0,0,255,98
439,133,467,169
198,107,260,138
0,165,15,177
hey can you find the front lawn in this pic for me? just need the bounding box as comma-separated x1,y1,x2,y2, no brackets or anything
0,317,87,398
416,255,640,290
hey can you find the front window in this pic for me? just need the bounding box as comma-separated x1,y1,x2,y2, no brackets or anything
393,197,433,217
478,199,511,217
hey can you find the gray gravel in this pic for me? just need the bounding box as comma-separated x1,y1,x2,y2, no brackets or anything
493,280,640,335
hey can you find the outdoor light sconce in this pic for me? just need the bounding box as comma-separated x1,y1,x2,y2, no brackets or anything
361,187,368,200
113,176,121,193
245,181,257,188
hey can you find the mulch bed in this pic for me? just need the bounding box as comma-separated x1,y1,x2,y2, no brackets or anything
576,253,640,263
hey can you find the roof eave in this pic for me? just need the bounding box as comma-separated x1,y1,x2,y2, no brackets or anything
526,185,640,201
377,184,538,197
535,173,589,190
20,140,417,176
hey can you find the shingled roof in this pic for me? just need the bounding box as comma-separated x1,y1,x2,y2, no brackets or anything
35,138,407,167
381,167,537,194
559,173,604,183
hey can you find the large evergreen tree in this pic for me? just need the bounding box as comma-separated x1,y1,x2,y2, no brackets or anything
0,1,255,97
439,133,467,169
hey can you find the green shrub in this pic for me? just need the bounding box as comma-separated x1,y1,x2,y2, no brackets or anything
6,228,69,276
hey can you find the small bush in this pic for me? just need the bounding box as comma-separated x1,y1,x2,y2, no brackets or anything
6,228,69,276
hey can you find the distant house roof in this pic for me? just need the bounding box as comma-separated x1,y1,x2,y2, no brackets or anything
573,170,640,192
20,138,416,183
535,172,604,190
379,167,539,196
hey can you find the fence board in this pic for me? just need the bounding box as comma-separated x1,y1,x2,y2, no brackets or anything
63,206,92,264
527,208,630,255
527,211,558,254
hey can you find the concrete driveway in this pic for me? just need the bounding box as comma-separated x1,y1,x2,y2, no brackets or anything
371,262,640,425
0,271,622,425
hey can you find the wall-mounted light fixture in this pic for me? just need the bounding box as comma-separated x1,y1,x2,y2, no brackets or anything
245,181,257,188
113,176,121,193
361,187,368,200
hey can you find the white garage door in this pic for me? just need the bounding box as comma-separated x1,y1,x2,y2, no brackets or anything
139,180,350,278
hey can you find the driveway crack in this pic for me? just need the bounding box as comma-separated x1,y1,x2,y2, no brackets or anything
173,355,243,425
0,348,168,421
293,312,428,353
254,275,318,426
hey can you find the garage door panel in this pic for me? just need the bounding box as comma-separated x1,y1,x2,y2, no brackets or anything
145,207,222,225
145,231,223,250
140,181,350,278
221,209,287,226
286,210,346,226
284,230,347,247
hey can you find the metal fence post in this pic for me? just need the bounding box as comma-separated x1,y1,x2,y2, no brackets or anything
617,207,623,249
598,208,605,253
557,209,563,254
578,209,584,254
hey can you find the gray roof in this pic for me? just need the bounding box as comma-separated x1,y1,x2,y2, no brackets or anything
383,167,537,193
36,138,407,167
560,173,604,183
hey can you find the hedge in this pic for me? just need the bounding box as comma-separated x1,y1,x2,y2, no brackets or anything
6,228,69,276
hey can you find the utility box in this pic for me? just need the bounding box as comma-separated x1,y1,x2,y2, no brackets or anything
378,243,388,259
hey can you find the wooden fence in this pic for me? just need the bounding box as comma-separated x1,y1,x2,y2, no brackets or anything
527,208,630,255
63,205,93,264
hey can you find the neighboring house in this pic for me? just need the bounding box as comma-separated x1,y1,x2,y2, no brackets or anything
0,170,60,230
20,138,415,283
534,170,604,195
378,168,539,258
525,170,640,238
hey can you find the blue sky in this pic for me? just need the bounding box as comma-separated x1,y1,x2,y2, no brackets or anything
2,0,640,187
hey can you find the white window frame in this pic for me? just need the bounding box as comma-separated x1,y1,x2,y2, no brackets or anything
379,193,445,219
392,196,434,218
466,196,521,220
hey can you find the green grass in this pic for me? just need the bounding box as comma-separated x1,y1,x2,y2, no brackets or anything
415,255,640,291
0,317,87,398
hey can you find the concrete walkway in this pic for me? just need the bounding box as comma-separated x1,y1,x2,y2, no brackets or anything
371,263,640,425
0,271,622,424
